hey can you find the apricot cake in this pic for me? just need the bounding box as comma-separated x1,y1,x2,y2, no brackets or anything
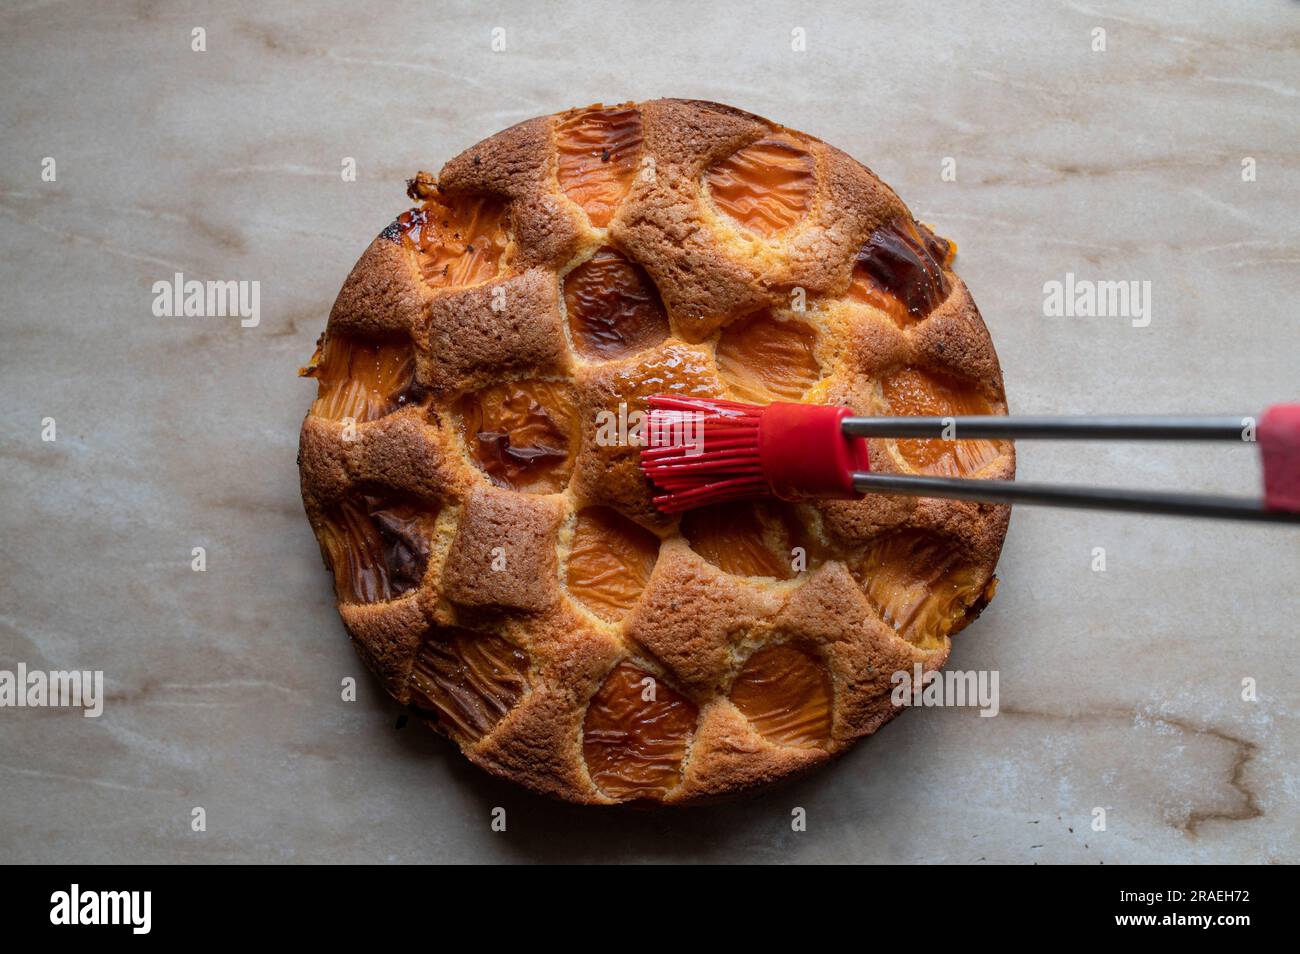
298,99,1013,804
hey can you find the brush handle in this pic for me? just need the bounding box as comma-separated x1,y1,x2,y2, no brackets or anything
845,403,1300,516
842,415,1252,440
851,473,1300,523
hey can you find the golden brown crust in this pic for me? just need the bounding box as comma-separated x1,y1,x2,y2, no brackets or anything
329,236,432,337
298,98,1015,804
441,485,564,613
299,410,465,513
672,701,827,802
419,268,571,395
611,100,773,341
624,541,784,696
339,597,427,703
439,115,586,269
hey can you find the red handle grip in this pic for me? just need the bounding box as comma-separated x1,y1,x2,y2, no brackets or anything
759,403,871,500
1260,403,1300,512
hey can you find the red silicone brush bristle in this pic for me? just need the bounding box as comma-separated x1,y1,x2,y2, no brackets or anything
640,396,768,513
641,395,869,513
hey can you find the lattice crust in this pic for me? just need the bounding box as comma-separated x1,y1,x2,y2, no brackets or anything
298,99,1014,805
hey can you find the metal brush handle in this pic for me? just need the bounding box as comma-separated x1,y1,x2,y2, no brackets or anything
850,473,1300,523
844,411,1300,522
842,415,1253,440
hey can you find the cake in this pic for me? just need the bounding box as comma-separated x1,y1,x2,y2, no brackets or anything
298,99,1014,804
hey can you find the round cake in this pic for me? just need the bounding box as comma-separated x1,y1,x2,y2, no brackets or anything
298,99,1014,804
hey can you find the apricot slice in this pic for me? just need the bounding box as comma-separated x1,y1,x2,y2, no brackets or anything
705,138,816,236
589,343,723,451
849,219,953,327
880,367,1006,476
317,497,438,603
566,507,660,622
681,500,818,580
409,626,530,743
856,531,987,650
730,644,832,748
303,335,419,423
582,662,697,801
555,106,642,228
390,194,509,289
608,343,720,402
459,379,577,493
715,310,821,403
563,247,668,360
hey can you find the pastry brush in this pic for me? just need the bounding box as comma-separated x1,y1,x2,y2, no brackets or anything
639,396,1300,523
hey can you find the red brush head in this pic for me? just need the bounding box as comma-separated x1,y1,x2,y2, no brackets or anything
640,395,869,513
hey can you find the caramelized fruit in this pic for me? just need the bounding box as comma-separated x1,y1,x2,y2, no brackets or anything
563,247,669,359
856,531,986,650
409,626,530,742
705,138,816,236
304,335,419,423
555,106,643,228
391,194,509,288
609,343,721,403
582,662,697,800
318,497,437,603
566,507,660,622
880,368,1006,476
729,644,832,748
459,380,577,493
681,500,817,580
715,310,821,403
848,219,953,327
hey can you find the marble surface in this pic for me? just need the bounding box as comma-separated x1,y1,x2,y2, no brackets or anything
2,0,1297,864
